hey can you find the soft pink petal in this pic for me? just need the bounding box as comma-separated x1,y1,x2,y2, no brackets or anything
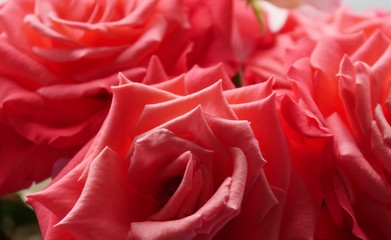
57,147,153,240
279,165,322,239
310,32,365,78
0,0,35,49
127,128,213,193
151,75,187,96
327,113,391,202
37,73,118,100
150,154,204,220
129,214,203,240
230,94,291,190
24,13,78,45
128,82,236,140
205,114,265,188
0,123,77,195
215,174,280,240
281,95,331,138
132,107,231,185
370,120,391,174
374,104,391,146
92,79,176,158
185,63,235,93
351,30,390,66
354,62,374,136
286,57,326,121
0,40,61,86
33,45,126,62
141,56,169,85
224,78,273,104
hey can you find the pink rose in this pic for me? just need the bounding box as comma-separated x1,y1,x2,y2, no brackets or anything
322,7,391,37
239,6,390,90
27,64,320,239
0,0,239,80
285,29,391,239
0,0,239,194
238,4,333,89
231,1,277,64
241,31,295,89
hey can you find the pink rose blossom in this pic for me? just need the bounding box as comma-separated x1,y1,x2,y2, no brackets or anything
27,63,320,239
27,73,271,239
238,5,330,89
285,29,391,239
0,0,239,195
240,5,391,89
322,6,391,37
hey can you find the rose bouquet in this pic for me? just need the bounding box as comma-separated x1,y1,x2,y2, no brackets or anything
1,0,390,239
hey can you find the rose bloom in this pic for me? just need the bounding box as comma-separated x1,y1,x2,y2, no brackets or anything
284,29,391,239
321,6,391,38
240,4,391,90
27,63,321,239
238,4,331,89
0,0,239,195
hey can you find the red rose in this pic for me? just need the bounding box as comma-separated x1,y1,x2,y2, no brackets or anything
285,29,391,239
240,6,387,90
239,5,325,89
27,63,321,239
0,0,239,194
27,75,271,239
322,7,391,38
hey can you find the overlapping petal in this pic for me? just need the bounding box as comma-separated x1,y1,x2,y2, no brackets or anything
286,25,391,239
0,0,240,194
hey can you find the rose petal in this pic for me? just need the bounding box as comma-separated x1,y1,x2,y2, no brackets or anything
231,94,291,189
141,55,169,85
128,81,237,140
0,41,61,86
151,75,187,96
351,30,390,66
127,128,213,193
129,214,203,240
56,147,154,240
185,63,235,93
92,80,177,158
327,113,391,202
281,95,331,138
224,78,273,104
150,154,204,220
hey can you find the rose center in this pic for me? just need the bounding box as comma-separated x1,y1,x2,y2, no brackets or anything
156,176,183,207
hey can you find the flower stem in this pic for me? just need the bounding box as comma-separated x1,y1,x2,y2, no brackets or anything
246,0,266,35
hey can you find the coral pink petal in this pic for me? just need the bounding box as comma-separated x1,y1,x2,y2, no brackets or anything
128,82,236,139
185,64,234,93
281,96,331,138
56,147,153,240
327,113,391,202
93,81,176,158
230,94,291,190
224,78,273,104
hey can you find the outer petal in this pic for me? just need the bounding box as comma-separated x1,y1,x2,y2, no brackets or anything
56,147,153,240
